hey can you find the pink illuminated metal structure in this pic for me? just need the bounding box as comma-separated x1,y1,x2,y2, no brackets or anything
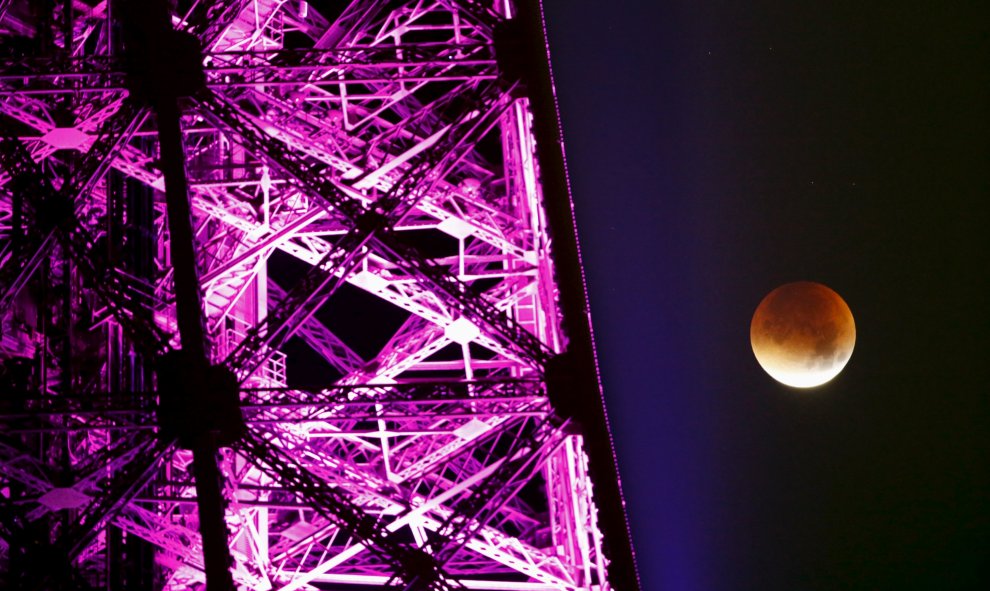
0,1,638,589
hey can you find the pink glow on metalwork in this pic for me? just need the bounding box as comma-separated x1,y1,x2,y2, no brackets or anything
0,1,635,589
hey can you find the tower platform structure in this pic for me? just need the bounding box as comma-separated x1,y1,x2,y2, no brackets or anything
0,1,639,589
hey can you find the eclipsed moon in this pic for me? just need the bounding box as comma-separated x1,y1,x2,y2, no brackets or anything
750,281,855,388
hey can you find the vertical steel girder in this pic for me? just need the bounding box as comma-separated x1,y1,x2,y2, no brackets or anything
0,1,636,590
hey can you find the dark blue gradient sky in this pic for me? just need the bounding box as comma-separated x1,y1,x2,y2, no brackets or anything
542,2,989,590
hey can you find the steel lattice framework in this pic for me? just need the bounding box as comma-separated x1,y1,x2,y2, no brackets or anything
0,1,638,590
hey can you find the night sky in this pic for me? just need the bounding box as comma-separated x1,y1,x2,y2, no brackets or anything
541,2,988,590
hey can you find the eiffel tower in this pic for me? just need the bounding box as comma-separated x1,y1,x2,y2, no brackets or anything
0,1,639,589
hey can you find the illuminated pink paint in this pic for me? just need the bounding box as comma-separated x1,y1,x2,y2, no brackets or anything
0,1,634,588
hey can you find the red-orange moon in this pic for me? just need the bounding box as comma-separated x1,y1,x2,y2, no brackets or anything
750,282,856,388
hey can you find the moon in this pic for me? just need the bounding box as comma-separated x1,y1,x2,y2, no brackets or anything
750,282,856,388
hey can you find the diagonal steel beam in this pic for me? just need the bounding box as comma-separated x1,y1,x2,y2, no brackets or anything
269,280,365,374
311,0,391,51
430,418,565,565
197,83,550,379
236,426,460,590
180,0,253,49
